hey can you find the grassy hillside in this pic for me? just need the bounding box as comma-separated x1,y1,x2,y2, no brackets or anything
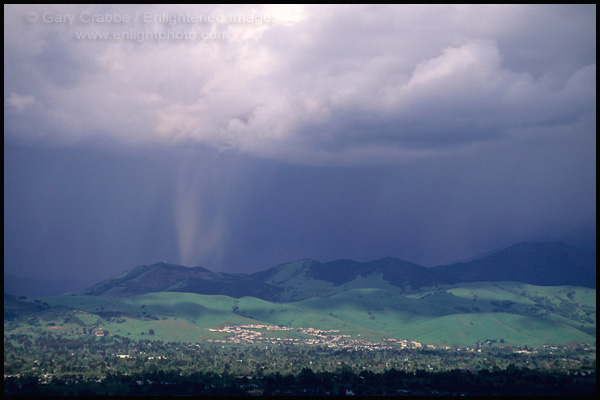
17,282,594,347
72,242,596,302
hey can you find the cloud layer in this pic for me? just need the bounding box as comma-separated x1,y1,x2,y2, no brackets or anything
4,5,596,280
5,4,596,164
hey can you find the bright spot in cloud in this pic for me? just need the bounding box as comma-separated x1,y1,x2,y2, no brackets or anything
6,93,36,111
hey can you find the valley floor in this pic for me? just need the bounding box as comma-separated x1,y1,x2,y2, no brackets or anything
4,330,596,396
4,280,596,395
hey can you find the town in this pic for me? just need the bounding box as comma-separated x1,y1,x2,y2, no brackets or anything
206,323,425,350
4,327,595,396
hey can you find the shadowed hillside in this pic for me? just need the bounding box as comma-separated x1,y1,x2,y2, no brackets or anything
432,242,596,288
80,262,283,299
9,281,596,347
77,242,596,300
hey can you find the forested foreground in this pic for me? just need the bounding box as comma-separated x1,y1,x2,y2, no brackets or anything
4,332,596,396
4,365,596,396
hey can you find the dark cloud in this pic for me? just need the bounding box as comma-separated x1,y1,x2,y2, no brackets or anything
4,5,596,162
4,144,181,280
3,5,596,281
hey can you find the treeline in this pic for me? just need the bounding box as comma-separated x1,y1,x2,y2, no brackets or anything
262,366,597,396
4,331,595,378
4,331,596,396
4,366,596,396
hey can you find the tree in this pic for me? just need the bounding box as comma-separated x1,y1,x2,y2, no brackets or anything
298,367,317,388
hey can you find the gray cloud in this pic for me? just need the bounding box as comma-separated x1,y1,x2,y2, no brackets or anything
4,5,595,164
3,5,596,280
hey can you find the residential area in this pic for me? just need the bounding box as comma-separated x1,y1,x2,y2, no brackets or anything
206,324,424,351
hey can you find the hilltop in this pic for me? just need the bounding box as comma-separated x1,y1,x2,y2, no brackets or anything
79,262,283,299
77,242,595,301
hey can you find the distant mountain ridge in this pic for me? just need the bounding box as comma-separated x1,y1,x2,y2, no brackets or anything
80,262,284,299
432,242,596,287
77,242,596,301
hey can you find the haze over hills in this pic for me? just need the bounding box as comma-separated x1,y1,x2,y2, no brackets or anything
76,241,595,301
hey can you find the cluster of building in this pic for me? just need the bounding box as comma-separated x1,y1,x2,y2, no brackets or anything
383,338,423,348
205,324,424,350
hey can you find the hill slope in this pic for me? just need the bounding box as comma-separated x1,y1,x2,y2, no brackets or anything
78,242,596,300
79,257,453,301
12,282,595,347
433,242,596,288
80,262,284,299
252,257,453,301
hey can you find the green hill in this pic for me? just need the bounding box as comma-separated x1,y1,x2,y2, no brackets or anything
8,242,595,347
10,282,593,347
75,242,596,302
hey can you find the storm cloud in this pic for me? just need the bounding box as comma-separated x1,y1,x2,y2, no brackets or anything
4,5,596,281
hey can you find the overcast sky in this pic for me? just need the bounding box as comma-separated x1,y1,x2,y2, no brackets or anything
4,4,596,282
